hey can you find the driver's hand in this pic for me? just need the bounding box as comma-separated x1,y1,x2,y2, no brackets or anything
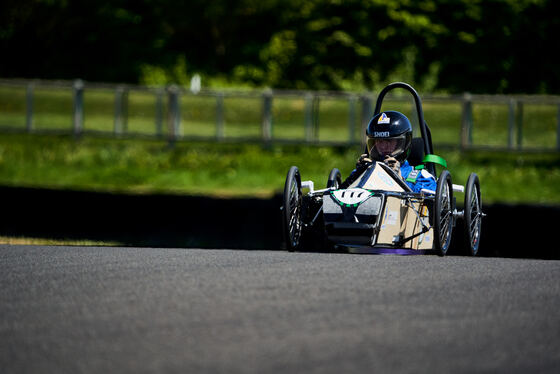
356,153,372,170
384,156,400,173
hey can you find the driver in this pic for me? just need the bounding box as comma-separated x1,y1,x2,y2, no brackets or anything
340,111,437,193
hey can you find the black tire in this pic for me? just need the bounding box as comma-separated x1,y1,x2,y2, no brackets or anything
327,168,342,189
283,166,303,251
434,170,454,256
464,173,482,256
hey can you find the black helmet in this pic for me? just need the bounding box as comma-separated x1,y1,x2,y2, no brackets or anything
366,110,412,162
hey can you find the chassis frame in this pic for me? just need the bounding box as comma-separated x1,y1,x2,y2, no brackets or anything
281,83,485,256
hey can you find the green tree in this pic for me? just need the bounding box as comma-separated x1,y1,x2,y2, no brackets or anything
1,0,558,93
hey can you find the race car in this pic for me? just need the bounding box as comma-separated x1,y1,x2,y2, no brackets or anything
281,82,485,256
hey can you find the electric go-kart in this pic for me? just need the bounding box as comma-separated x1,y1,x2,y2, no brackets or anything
281,82,485,256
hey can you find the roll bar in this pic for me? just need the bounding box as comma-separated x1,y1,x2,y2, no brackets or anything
373,82,436,176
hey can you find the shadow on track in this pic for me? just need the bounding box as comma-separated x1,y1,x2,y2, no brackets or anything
1,186,558,260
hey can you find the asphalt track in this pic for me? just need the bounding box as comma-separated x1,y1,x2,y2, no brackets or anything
2,245,559,373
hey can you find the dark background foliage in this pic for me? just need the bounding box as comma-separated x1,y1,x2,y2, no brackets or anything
1,0,558,93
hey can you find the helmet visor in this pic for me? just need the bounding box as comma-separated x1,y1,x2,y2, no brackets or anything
367,135,408,159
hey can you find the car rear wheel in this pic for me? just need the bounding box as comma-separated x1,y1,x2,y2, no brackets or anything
283,166,303,251
464,173,482,256
327,168,342,189
434,170,454,256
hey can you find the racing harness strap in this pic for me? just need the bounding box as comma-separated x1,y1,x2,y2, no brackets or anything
411,154,448,177
421,154,447,168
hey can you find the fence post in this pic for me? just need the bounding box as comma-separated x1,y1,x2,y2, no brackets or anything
460,93,473,149
305,93,313,142
348,95,357,143
516,100,524,149
216,93,224,141
410,98,419,128
360,95,373,148
25,82,34,132
360,95,372,128
312,95,320,141
123,88,128,134
114,86,124,135
72,79,84,137
167,85,180,144
507,98,516,149
262,90,273,143
114,86,129,135
155,88,163,137
557,102,560,151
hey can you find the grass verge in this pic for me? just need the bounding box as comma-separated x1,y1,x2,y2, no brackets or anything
0,133,559,203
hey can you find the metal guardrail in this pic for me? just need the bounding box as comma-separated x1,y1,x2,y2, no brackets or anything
1,78,559,151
